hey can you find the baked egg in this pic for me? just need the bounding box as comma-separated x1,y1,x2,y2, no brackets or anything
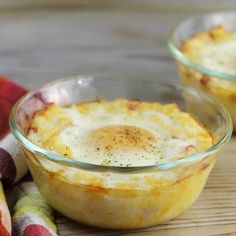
181,26,236,76
28,99,212,167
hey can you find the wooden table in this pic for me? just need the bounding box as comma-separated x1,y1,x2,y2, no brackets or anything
1,0,236,235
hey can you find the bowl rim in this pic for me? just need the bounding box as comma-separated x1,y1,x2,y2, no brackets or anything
168,11,236,81
9,73,233,172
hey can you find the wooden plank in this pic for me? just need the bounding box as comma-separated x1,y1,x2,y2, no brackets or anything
0,9,182,89
0,3,235,89
0,0,236,12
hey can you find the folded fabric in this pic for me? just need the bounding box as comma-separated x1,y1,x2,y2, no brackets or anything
0,77,28,236
0,77,28,185
0,182,11,236
0,134,28,185
10,182,57,236
0,77,58,236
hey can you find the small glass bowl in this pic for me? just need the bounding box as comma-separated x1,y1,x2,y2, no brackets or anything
168,11,236,131
10,74,232,229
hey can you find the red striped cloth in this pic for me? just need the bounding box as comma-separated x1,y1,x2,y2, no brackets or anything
0,77,57,236
0,77,26,139
0,76,26,236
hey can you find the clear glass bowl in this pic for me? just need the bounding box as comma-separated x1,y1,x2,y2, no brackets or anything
10,74,232,229
168,11,236,131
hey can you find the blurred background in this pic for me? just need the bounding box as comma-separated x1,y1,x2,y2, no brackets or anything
0,0,236,89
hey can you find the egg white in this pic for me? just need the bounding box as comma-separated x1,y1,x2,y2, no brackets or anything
57,106,198,166
28,100,212,167
199,40,236,75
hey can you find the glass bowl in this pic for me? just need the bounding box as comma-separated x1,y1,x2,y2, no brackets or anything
9,74,232,229
168,11,236,132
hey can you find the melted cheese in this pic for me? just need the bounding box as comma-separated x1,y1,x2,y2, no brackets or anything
181,26,236,76
199,41,236,75
27,99,212,167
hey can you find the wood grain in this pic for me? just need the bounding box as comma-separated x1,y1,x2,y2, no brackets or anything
0,0,236,12
0,1,235,235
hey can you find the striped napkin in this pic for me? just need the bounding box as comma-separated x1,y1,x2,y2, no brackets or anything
8,182,57,236
0,77,27,185
0,77,57,236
